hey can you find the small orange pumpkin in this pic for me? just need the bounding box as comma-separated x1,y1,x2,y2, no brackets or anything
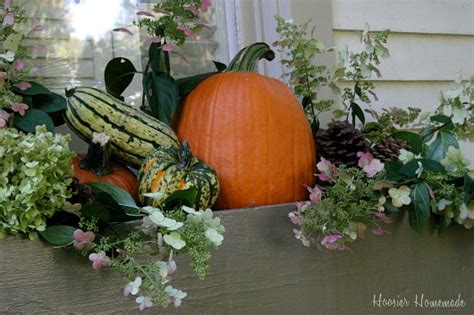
72,133,138,201
173,43,316,209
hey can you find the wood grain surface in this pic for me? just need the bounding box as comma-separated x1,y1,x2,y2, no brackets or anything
0,204,473,314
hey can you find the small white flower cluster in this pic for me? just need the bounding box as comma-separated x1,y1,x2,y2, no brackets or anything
125,203,225,310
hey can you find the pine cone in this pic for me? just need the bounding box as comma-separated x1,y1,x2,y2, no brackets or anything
315,120,368,167
371,138,408,162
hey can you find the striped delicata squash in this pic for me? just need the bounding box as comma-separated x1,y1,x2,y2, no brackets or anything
64,87,179,168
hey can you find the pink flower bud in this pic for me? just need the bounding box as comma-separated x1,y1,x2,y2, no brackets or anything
112,27,133,36
2,13,14,26
13,59,25,71
14,82,32,91
73,229,95,250
11,103,29,116
88,251,111,271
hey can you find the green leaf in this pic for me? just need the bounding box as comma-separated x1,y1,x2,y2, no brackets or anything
33,92,67,112
426,130,459,162
430,114,453,126
47,110,66,127
143,72,178,126
399,159,420,178
13,109,54,132
88,182,139,215
384,161,405,181
39,225,76,246
4,33,23,52
417,158,445,173
163,186,198,209
464,174,474,204
351,102,365,125
13,81,50,96
176,72,217,98
384,200,399,213
391,131,423,155
212,60,227,72
80,201,110,223
104,57,137,100
409,182,431,233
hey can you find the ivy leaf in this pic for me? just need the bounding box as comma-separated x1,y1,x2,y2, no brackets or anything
13,109,54,132
162,186,198,209
143,71,178,126
39,225,76,246
13,81,50,96
409,182,431,233
426,130,459,162
391,131,423,155
88,182,139,215
351,102,365,125
104,57,137,100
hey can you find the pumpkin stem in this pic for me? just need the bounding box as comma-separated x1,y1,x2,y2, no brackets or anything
225,42,275,72
80,132,113,176
180,140,193,171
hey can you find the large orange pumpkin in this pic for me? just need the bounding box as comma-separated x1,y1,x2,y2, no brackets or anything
72,133,138,201
173,43,316,209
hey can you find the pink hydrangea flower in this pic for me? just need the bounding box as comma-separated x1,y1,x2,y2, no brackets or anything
306,185,322,204
13,59,25,71
364,159,384,177
372,211,393,224
124,277,142,297
88,251,111,271
162,43,177,52
112,27,133,36
293,229,310,247
144,36,162,44
135,296,153,311
11,103,29,116
3,13,15,26
0,110,10,128
14,81,32,91
288,212,301,226
357,151,384,177
201,0,211,12
371,227,385,236
357,151,373,168
177,25,196,39
31,25,44,32
4,0,12,9
185,5,202,17
316,157,337,181
321,234,342,250
73,229,95,250
136,11,154,17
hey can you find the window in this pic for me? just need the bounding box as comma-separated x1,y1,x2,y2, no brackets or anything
21,0,232,105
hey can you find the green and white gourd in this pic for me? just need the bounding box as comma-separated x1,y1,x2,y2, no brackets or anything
64,87,180,168
138,141,220,210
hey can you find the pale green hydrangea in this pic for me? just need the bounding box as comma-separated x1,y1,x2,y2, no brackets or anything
0,126,74,239
440,146,470,176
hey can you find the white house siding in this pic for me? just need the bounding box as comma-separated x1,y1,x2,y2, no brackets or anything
331,0,474,165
